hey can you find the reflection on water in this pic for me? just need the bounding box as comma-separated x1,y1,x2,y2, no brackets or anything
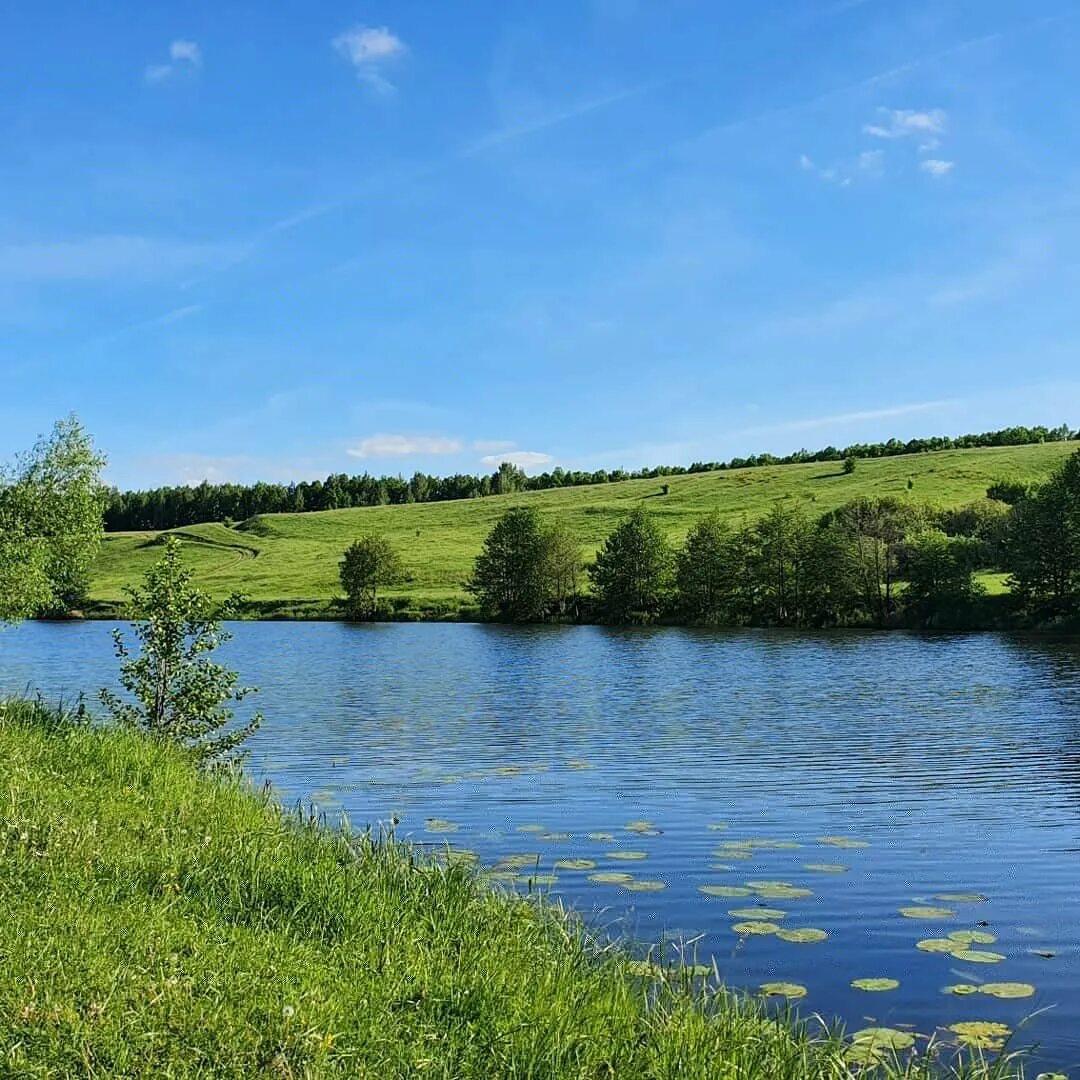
3,622,1079,1072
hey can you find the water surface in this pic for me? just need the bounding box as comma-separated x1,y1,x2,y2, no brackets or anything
3,622,1078,1072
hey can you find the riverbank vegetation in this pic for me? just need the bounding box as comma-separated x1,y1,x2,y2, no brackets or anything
0,698,1029,1079
89,442,1080,628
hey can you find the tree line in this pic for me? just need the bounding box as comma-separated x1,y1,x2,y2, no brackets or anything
340,449,1080,629
105,423,1077,532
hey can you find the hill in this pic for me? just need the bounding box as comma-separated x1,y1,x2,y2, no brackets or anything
89,441,1079,618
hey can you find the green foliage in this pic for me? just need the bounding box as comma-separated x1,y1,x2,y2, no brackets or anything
1004,450,1080,616
843,456,857,475
0,713,1022,1079
902,531,985,628
0,415,106,620
99,537,260,767
468,507,551,621
589,506,674,622
542,519,582,616
823,497,927,625
339,534,405,618
89,442,1076,618
676,511,740,623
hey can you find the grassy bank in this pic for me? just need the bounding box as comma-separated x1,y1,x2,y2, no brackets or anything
0,700,1021,1079
88,442,1078,619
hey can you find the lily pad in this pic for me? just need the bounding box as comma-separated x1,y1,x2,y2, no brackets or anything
933,893,988,903
553,858,597,871
732,921,782,936
541,832,571,842
748,839,802,850
916,939,964,955
752,885,814,900
498,854,541,870
900,906,955,920
566,759,593,770
715,840,753,850
776,927,828,943
728,907,786,920
516,873,558,886
516,824,546,834
803,863,849,874
587,832,616,842
624,820,657,833
589,871,634,884
624,879,667,893
817,836,870,849
949,1021,1011,1051
943,984,980,995
425,818,459,833
948,930,997,945
484,870,521,882
979,982,1035,999
706,822,729,831
712,848,753,860
699,885,752,898
851,978,900,992
952,949,1006,964
850,1028,915,1051
760,981,807,999
606,850,648,861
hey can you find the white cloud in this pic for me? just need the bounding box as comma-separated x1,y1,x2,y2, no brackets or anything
333,25,406,94
864,108,947,139
732,400,952,437
858,149,885,171
480,451,555,469
346,434,462,459
921,158,955,177
799,154,816,171
145,39,202,82
170,40,202,65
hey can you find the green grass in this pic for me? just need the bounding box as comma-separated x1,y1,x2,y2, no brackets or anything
0,699,1025,1079
89,442,1079,616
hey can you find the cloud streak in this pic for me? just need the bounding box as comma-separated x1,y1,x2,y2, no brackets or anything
346,434,463,459
145,39,202,83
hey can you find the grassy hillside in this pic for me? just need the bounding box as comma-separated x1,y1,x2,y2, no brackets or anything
90,441,1079,616
0,700,1021,1078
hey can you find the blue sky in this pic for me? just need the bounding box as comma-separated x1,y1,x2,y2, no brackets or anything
3,0,1079,489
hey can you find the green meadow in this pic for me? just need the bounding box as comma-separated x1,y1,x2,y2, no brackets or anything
90,441,1078,616
0,699,1023,1079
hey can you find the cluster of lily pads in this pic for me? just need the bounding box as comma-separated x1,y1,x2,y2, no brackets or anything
417,814,1058,1066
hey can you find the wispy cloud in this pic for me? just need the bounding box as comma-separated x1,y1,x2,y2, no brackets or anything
333,25,406,94
732,400,953,437
346,434,462,459
920,158,955,177
462,82,661,156
480,450,554,468
145,39,202,83
0,235,239,283
864,108,947,139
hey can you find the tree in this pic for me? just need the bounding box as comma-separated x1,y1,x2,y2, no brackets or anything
903,530,984,628
468,507,550,621
824,497,925,625
339,534,405,618
1003,450,1080,615
589,506,673,623
843,455,857,475
542,520,581,616
99,538,261,767
0,415,106,621
677,512,740,624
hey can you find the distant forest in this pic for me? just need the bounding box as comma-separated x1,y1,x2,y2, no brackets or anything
105,423,1078,532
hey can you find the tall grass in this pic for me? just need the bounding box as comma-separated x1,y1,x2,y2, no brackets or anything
0,699,1028,1079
